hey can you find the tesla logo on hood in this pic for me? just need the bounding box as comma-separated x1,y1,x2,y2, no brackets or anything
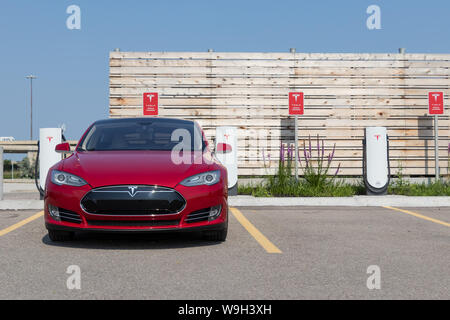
128,186,138,197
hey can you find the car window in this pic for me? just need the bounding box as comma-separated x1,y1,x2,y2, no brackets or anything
79,120,204,151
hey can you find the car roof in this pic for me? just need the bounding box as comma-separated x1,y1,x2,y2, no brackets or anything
93,117,197,126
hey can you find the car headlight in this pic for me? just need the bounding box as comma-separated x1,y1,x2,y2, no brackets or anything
51,170,87,187
180,170,220,187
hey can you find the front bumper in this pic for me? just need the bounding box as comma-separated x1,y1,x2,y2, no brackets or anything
45,220,227,234
44,181,228,232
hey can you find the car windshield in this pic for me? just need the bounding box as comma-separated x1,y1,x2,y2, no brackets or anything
78,119,204,151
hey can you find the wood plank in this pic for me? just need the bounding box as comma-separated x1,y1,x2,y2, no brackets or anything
111,58,450,68
108,110,445,127
110,66,450,77
242,149,450,158
109,97,440,107
109,106,446,118
110,51,450,61
237,167,445,176
110,76,450,87
110,86,450,96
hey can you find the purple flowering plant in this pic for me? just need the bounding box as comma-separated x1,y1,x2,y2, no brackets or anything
273,135,341,188
301,135,341,187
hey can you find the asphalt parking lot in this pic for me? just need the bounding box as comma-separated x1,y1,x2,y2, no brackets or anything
0,206,448,299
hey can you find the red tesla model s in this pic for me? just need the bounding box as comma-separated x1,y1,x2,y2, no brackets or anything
44,117,228,241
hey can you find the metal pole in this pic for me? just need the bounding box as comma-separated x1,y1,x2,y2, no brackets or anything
434,114,439,180
0,147,3,200
26,75,37,140
291,48,299,181
30,78,33,140
11,161,14,180
295,115,299,180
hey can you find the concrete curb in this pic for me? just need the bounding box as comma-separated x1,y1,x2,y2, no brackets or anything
0,200,43,210
0,195,449,210
229,195,450,207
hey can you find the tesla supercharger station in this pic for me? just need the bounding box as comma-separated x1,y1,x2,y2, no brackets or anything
39,128,63,192
363,127,390,195
215,126,238,195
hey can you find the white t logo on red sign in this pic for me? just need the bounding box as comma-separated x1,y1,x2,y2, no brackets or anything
143,92,158,116
432,94,440,102
289,92,304,115
428,92,444,115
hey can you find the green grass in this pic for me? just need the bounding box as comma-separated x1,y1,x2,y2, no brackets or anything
1,171,29,179
239,178,450,197
243,136,450,197
238,178,365,197
388,180,450,196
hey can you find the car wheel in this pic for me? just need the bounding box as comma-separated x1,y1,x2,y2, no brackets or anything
228,183,238,196
202,227,227,242
48,230,75,241
202,217,228,242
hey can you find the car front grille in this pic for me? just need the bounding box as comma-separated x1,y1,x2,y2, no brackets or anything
86,219,180,227
59,208,82,224
185,207,211,223
80,185,186,216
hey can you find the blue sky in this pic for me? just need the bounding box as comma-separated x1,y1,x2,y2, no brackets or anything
1,0,449,159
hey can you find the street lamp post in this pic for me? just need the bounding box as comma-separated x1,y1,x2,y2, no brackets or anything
25,75,37,140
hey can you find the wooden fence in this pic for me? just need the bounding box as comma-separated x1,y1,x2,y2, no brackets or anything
109,51,450,176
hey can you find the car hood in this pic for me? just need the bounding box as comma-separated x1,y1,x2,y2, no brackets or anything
61,150,216,188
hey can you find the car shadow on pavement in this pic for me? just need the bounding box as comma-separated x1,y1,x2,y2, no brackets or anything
41,232,223,250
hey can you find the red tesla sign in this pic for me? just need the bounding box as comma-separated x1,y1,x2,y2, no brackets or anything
289,92,304,115
143,92,158,115
428,92,444,115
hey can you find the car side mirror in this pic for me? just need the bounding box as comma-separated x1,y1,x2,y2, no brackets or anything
55,142,72,154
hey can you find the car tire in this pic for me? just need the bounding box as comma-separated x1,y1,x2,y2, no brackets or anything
228,183,238,196
48,230,75,241
202,216,228,242
202,227,227,242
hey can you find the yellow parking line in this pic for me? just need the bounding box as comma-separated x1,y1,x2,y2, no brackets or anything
230,207,282,254
383,206,450,228
0,211,44,237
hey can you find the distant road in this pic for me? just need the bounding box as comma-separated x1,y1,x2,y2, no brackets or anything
0,141,78,153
